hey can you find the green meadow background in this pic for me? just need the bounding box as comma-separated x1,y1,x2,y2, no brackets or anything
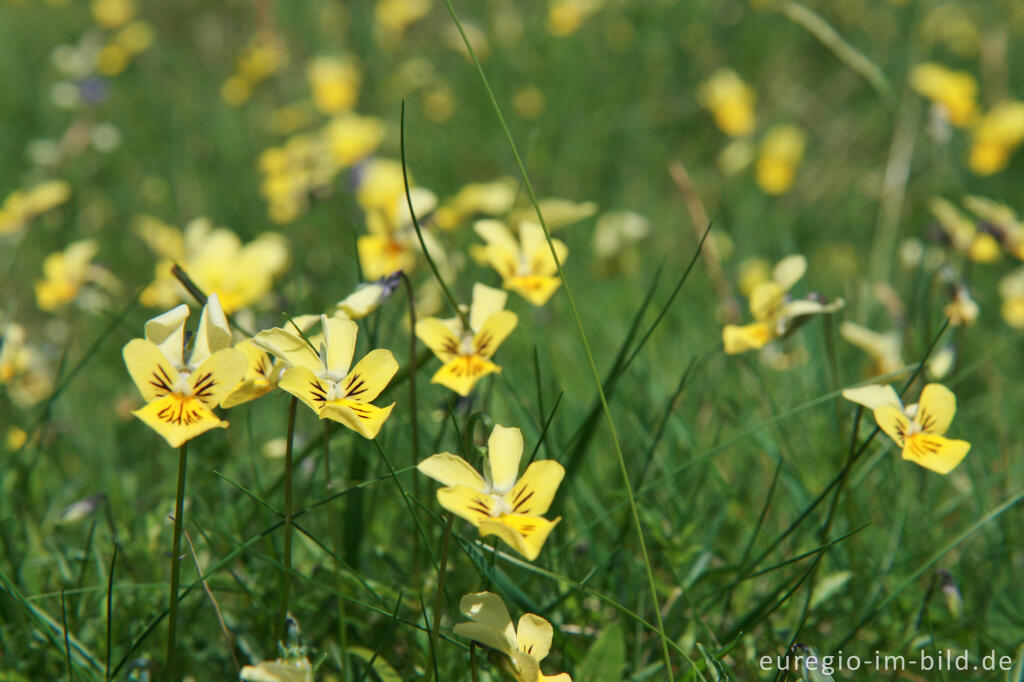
1,0,1023,680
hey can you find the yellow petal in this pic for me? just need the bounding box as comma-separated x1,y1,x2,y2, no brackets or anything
504,460,564,516
143,304,190,367
487,424,524,493
902,435,971,475
123,338,181,403
132,394,227,447
479,514,559,561
190,293,232,366
454,591,516,654
254,327,321,373
189,348,248,409
722,322,773,354
473,310,517,360
417,453,486,490
516,614,554,661
474,218,519,251
319,399,395,439
507,275,562,306
772,254,807,290
340,349,398,403
914,383,956,436
749,281,785,321
873,405,910,447
431,355,500,396
323,316,358,377
436,484,497,526
468,282,509,331
221,377,273,409
841,384,901,411
415,317,461,363
278,365,331,413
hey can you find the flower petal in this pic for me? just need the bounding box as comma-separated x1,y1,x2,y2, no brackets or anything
772,254,807,290
722,322,773,354
190,293,233,366
319,399,395,439
915,383,956,436
487,425,524,493
454,591,516,653
521,222,568,278
841,384,901,411
873,405,910,447
415,317,461,363
189,348,248,409
436,484,497,526
748,281,785,321
468,282,509,331
473,310,517,360
323,315,358,377
278,365,331,413
479,514,559,561
341,349,398,403
417,453,486,490
132,394,226,447
254,327,320,372
508,275,562,306
123,338,181,403
143,304,190,367
431,355,500,396
902,435,970,475
504,460,564,516
516,614,553,661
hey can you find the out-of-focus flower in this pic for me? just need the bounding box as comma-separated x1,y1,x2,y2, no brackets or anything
717,138,755,176
415,283,518,396
323,114,385,168
842,383,970,474
967,100,1024,176
135,216,289,313
307,56,361,115
723,255,844,354
513,85,546,120
374,0,431,39
909,63,978,128
507,197,597,232
421,81,456,122
929,197,1001,263
756,125,806,195
442,21,491,60
1,322,54,408
258,133,337,223
122,295,247,447
962,196,1024,260
335,272,402,319
91,0,135,29
592,210,650,272
114,20,155,56
240,656,313,682
998,267,1024,328
547,0,603,37
435,177,518,231
840,321,903,378
254,316,398,439
6,426,28,451
699,69,756,137
35,239,121,311
418,425,563,561
221,33,286,107
943,284,978,326
475,220,568,306
0,180,72,235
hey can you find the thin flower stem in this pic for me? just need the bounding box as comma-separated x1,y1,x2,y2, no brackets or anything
277,397,298,642
426,514,454,682
164,442,188,680
400,272,422,577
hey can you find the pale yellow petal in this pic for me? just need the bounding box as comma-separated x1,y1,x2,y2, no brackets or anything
504,460,564,516
722,322,773,354
474,218,519,251
873,405,910,448
188,347,247,409
915,383,956,436
278,365,331,414
469,282,509,331
417,453,486,490
902,435,970,475
415,317,460,363
473,310,517,360
322,315,358,377
254,327,320,372
487,424,524,493
748,281,785,321
508,275,562,306
132,394,227,447
123,338,181,403
143,304,190,367
431,355,500,396
772,254,807,291
454,591,516,653
436,484,497,526
319,399,395,439
516,614,553,661
339,349,398,403
841,384,902,411
190,293,232,366
479,514,559,561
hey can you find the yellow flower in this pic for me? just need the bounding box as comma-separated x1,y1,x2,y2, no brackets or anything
0,322,54,408
35,239,120,311
417,425,563,561
453,591,571,681
723,255,844,354
374,0,431,37
335,273,402,320
698,68,756,137
474,220,568,306
909,63,978,128
999,267,1024,328
307,56,361,114
323,114,384,168
839,321,903,377
592,210,650,273
135,216,289,313
929,197,1001,263
95,43,129,76
123,295,248,447
0,180,72,235
240,657,313,682
258,134,337,222
415,283,518,396
91,0,135,29
842,383,971,474
756,124,806,195
967,100,1024,175
943,284,978,326
434,177,518,231
547,0,602,37
507,197,597,232
114,20,155,56
254,316,398,439
220,340,281,409
236,32,286,84
962,195,1024,260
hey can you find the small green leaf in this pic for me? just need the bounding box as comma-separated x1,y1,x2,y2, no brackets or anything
577,622,625,682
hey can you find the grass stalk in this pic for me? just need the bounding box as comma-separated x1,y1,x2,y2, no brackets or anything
164,442,188,680
278,396,298,642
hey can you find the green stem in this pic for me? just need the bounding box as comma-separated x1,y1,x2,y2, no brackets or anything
165,442,188,680
426,514,454,682
278,397,298,642
401,272,422,578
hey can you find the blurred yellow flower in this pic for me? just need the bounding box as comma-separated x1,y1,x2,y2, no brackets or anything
547,0,602,37
962,195,1024,260
435,177,518,231
929,197,1001,263
699,68,756,137
842,383,970,474
999,267,1024,328
222,32,286,106
418,424,563,561
453,591,572,682
0,180,72,235
240,656,313,682
909,63,978,128
839,321,903,377
95,43,129,75
508,197,597,231
114,20,155,56
258,133,337,223
122,295,247,447
323,114,385,167
35,239,120,311
513,85,546,120
254,316,398,439
0,321,54,408
943,283,978,326
415,283,518,396
592,209,650,272
756,124,806,195
474,220,568,306
91,0,135,30
967,100,1024,176
375,0,431,37
335,272,401,319
135,216,289,313
307,56,361,115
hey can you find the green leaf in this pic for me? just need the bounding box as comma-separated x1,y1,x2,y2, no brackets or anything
576,622,625,682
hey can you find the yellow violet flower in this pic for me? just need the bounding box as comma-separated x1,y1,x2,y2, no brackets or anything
240,657,313,682
374,0,431,38
91,0,136,30
723,255,844,354
547,0,602,37
415,283,518,396
335,272,402,320
254,316,398,439
842,383,970,474
998,267,1024,328
323,114,385,168
35,239,120,311
698,68,756,137
123,294,248,447
967,100,1024,176
434,177,518,231
756,125,806,195
417,424,563,561
220,340,281,409
962,195,1024,260
929,197,1001,263
454,591,571,681
507,197,597,232
839,321,903,378
358,186,440,280
909,63,978,128
0,321,54,409
307,56,361,115
0,180,72,235
474,220,568,306
943,283,979,326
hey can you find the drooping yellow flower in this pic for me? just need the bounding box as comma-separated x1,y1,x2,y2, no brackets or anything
0,180,72,235
454,591,571,682
756,125,806,195
698,68,756,137
418,425,563,560
998,267,1024,328
967,100,1024,175
929,197,1001,263
723,255,844,354
839,321,904,377
220,340,281,409
909,62,978,128
307,56,361,115
254,316,398,439
123,295,248,447
842,383,970,474
415,283,518,396
135,216,289,313
434,177,518,231
335,272,401,320
0,321,54,409
547,0,602,37
35,239,121,311
474,220,568,306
